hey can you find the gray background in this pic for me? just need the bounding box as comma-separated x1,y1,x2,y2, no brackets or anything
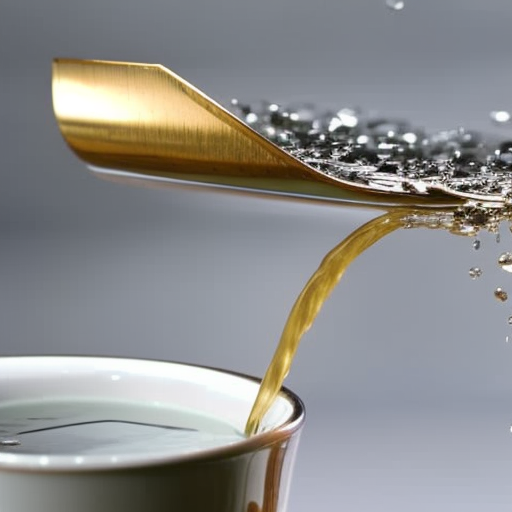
2,0,512,509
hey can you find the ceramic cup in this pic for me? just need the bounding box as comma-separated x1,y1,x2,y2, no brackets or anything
0,356,304,512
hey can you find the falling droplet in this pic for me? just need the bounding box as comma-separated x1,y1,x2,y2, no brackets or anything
0,438,20,447
490,110,511,124
385,0,404,11
498,252,512,272
245,113,258,124
496,233,501,244
506,335,510,343
508,315,512,325
495,288,508,302
468,267,482,279
472,238,481,250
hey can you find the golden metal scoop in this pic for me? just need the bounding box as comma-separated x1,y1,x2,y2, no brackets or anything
53,59,465,207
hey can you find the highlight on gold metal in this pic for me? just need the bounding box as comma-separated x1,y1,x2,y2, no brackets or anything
52,59,461,207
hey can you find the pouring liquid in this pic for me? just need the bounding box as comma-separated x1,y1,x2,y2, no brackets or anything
239,98,512,433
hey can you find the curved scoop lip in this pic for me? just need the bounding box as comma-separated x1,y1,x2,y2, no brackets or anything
0,355,305,474
52,58,466,209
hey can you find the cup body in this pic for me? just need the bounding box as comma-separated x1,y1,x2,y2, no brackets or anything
0,356,304,512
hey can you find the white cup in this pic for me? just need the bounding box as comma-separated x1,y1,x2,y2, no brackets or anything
0,356,304,512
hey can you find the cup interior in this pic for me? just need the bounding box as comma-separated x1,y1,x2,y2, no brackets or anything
0,356,303,471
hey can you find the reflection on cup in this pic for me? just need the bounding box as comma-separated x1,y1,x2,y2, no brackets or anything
0,357,304,512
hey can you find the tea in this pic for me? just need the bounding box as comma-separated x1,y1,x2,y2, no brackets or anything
236,97,512,433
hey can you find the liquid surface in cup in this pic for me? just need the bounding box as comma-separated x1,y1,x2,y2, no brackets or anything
0,399,244,457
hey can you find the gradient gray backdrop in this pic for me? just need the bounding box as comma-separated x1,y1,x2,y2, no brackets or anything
2,0,512,510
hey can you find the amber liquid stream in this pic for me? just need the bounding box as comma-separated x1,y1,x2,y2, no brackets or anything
245,209,411,435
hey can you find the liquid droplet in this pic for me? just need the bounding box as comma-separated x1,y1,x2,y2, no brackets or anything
469,267,482,279
472,238,481,250
495,288,508,302
508,315,512,325
0,438,20,447
385,0,404,11
498,252,512,272
496,233,501,244
506,335,510,343
490,110,511,124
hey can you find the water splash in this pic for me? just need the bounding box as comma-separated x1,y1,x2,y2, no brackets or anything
468,267,483,280
490,111,511,125
498,252,512,272
385,0,405,11
229,100,512,203
0,438,20,447
495,288,508,302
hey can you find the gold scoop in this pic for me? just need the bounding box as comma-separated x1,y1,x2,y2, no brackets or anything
52,58,468,208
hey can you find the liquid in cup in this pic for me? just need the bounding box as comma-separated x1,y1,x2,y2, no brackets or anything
0,356,304,512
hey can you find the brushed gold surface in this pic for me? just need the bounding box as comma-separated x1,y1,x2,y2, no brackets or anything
52,59,461,207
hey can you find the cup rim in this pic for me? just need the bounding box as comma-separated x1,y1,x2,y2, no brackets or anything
0,355,305,474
